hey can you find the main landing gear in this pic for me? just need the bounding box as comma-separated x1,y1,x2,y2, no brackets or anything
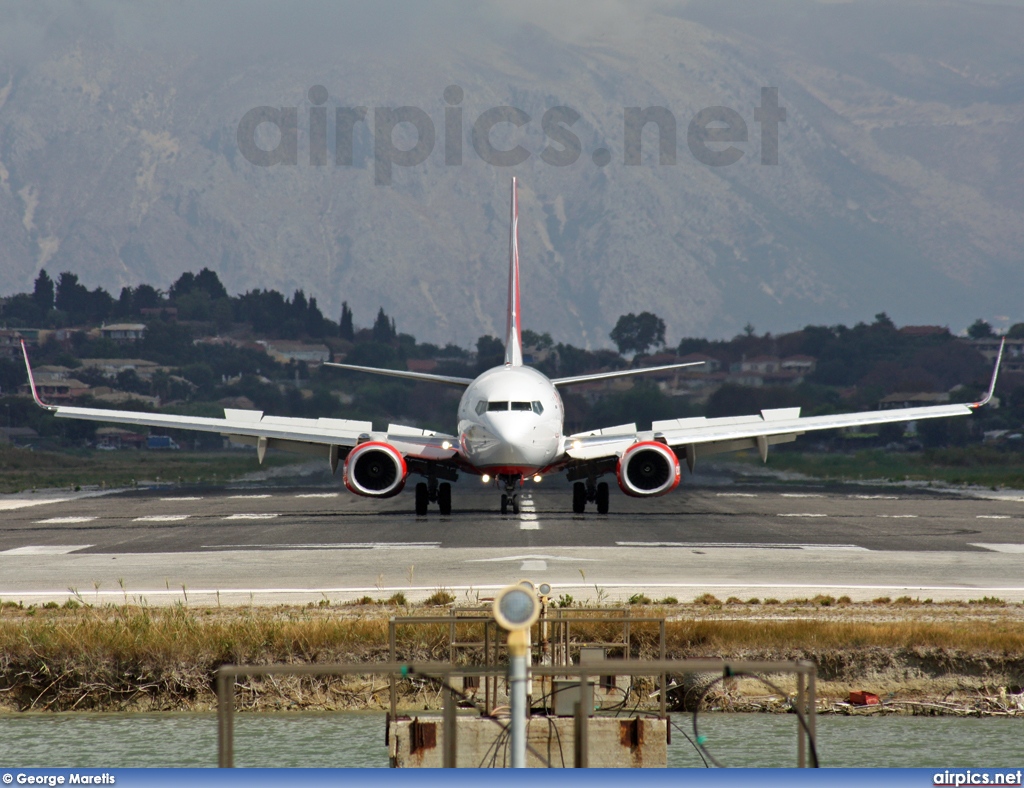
415,479,452,516
572,480,609,514
499,474,521,515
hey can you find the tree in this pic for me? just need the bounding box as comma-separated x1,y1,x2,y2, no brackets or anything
372,307,395,343
32,270,54,312
967,319,995,339
476,335,505,371
1007,323,1024,339
339,302,354,341
610,312,665,356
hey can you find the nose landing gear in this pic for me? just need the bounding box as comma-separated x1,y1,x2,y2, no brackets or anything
499,474,522,515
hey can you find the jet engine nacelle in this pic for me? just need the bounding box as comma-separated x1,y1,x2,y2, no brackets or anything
344,441,408,498
616,441,681,498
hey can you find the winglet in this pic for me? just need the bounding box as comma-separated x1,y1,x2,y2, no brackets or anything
21,339,57,411
504,177,524,367
971,337,1004,409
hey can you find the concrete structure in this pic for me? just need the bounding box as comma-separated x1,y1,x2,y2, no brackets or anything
100,323,147,342
389,715,667,768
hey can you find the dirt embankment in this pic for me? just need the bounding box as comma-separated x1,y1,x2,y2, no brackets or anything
1,601,1022,715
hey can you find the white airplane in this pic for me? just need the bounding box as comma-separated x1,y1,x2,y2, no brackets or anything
22,178,1003,516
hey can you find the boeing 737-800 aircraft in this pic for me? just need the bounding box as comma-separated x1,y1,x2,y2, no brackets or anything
23,179,1003,516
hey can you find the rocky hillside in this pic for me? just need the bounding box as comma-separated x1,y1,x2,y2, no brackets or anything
1,1,1022,346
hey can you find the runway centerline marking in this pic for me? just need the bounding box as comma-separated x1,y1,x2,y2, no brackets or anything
229,494,272,500
134,515,191,522
977,515,1011,519
161,497,203,502
519,496,539,530
878,514,918,519
295,493,339,499
715,493,757,498
850,495,899,500
780,493,824,498
777,513,827,518
34,516,97,524
224,513,279,520
970,543,1024,553
2,545,93,555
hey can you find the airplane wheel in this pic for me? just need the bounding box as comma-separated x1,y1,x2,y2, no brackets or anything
500,494,509,515
512,497,520,515
415,482,429,516
596,482,609,514
572,482,586,514
438,482,452,516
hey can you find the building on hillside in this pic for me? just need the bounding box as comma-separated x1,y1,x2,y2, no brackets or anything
259,340,330,365
972,337,1024,374
879,391,951,409
95,427,148,449
17,378,91,402
100,323,147,342
79,358,162,380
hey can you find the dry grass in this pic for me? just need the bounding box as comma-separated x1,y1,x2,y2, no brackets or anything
1,602,1022,711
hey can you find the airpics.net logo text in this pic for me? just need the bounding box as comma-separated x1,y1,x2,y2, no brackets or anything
934,770,1023,786
236,85,786,184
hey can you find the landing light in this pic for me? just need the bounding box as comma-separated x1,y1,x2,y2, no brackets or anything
441,440,452,450
481,474,491,483
532,474,542,483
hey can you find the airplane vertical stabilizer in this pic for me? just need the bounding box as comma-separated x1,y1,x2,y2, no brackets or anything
504,177,524,367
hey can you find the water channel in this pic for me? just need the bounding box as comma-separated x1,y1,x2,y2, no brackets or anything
1,712,1020,768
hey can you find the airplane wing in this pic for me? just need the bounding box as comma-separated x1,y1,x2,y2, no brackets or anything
566,339,1004,468
21,341,458,468
551,361,704,387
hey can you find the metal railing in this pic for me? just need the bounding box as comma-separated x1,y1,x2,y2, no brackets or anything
387,608,668,716
215,658,817,768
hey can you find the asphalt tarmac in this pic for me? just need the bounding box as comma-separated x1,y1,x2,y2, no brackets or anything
2,471,1022,605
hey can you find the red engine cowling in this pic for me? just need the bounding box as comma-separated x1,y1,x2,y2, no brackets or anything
616,441,681,498
343,442,408,498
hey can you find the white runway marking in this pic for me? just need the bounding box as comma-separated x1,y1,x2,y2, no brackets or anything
133,515,191,522
878,514,918,519
777,513,827,518
229,494,272,500
34,516,97,524
850,495,899,500
977,515,1011,519
616,541,868,551
780,493,824,498
203,542,440,550
467,554,598,564
520,559,547,571
295,493,339,499
519,496,539,530
715,492,757,497
224,513,279,520
161,497,203,502
970,544,1024,553
2,545,93,555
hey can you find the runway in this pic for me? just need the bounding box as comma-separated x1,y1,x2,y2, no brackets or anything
2,472,1023,605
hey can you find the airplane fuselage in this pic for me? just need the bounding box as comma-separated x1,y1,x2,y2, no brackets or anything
457,364,564,475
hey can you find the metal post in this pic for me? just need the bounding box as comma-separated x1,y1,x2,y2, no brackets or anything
659,620,667,719
509,647,528,767
573,669,588,768
484,621,491,716
443,683,457,768
808,663,817,766
216,671,235,768
389,618,397,718
796,671,806,768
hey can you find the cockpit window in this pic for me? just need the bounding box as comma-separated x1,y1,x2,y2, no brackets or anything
532,401,544,415
475,400,487,415
487,401,509,412
510,401,532,411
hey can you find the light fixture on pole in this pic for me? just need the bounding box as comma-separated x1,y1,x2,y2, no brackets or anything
493,584,540,768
